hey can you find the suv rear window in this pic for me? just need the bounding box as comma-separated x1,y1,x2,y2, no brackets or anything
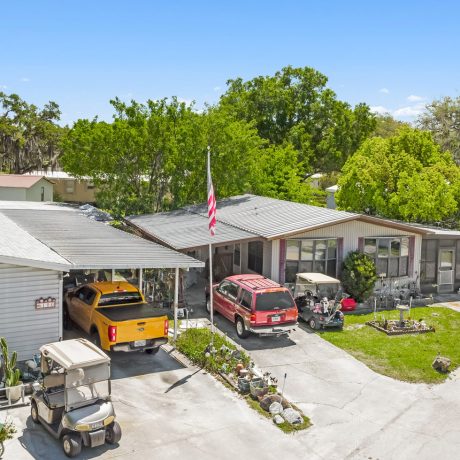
255,291,294,311
98,291,143,306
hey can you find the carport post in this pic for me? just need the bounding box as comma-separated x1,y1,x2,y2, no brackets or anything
139,268,143,294
173,267,179,342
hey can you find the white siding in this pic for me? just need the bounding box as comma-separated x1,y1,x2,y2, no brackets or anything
271,240,280,281
0,187,27,201
271,220,423,283
26,179,53,202
0,263,61,360
262,240,272,278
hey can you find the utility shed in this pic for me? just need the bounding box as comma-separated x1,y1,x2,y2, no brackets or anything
0,201,203,360
0,175,54,202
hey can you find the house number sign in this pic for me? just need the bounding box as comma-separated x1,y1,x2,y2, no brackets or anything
35,297,57,310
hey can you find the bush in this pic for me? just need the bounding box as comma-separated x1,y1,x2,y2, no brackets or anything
176,328,249,374
341,251,377,302
0,418,16,443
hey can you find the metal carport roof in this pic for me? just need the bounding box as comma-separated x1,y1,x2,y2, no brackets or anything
0,205,203,270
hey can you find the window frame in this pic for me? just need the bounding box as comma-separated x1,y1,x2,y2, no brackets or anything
364,236,409,278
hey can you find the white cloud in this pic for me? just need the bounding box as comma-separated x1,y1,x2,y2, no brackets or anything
379,88,390,94
407,94,424,102
213,86,221,92
393,103,425,117
20,77,30,82
370,105,390,115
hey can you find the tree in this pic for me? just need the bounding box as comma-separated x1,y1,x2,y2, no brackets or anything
373,113,409,138
0,92,64,173
336,127,460,225
219,66,376,173
417,96,460,164
341,251,377,302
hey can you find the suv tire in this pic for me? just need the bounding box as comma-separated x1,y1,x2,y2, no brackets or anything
235,317,249,339
62,434,82,458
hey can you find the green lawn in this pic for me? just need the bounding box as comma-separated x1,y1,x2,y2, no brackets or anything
319,306,460,384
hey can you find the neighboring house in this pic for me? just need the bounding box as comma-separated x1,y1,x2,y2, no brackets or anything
24,170,96,203
326,184,338,209
0,174,54,202
126,194,460,295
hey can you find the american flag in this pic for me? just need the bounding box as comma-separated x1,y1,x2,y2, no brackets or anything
207,148,217,236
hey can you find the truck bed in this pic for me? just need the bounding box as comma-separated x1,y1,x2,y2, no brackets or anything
97,303,170,322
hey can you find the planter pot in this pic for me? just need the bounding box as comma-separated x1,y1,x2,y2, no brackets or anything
249,378,268,399
238,377,251,393
6,383,22,403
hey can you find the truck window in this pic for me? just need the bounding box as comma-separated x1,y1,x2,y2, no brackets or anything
239,289,252,309
98,291,143,306
255,291,295,311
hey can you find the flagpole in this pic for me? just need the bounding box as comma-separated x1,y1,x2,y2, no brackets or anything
207,146,215,337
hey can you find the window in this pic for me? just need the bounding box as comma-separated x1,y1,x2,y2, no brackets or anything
248,241,263,273
234,244,241,267
40,186,45,201
239,289,252,309
364,237,409,277
86,181,95,190
285,239,337,282
255,291,295,311
218,281,238,300
65,180,75,194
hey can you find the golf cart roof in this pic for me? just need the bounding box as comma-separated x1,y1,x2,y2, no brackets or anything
40,338,110,370
296,273,340,284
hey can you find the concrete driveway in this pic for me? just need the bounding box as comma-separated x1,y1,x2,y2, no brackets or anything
212,312,460,460
1,346,317,460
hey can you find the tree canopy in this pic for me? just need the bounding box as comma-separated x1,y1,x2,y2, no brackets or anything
336,127,460,225
61,97,314,216
219,66,376,173
0,92,64,173
417,96,460,165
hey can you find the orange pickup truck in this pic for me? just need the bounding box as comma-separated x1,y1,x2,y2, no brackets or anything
64,281,169,354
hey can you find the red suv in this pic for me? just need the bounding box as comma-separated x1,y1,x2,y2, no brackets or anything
207,274,298,338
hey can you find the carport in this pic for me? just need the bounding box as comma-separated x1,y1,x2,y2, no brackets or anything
0,202,204,359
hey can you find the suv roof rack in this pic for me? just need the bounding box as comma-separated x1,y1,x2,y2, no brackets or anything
237,276,281,290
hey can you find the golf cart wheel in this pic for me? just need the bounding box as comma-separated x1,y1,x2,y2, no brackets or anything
145,347,159,355
206,297,215,315
31,400,40,424
309,318,318,330
105,421,122,444
235,317,249,339
62,434,82,458
0,441,4,458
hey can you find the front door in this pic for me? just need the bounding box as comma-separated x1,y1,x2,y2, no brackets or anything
438,249,455,293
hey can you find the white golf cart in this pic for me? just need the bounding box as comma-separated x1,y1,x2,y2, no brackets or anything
30,339,121,457
293,273,344,330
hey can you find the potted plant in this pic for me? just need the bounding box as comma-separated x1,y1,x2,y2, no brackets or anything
0,338,22,403
0,417,16,457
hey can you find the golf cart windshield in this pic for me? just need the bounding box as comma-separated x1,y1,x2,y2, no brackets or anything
65,363,110,410
294,273,341,299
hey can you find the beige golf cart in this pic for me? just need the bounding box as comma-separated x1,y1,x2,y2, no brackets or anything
30,339,121,457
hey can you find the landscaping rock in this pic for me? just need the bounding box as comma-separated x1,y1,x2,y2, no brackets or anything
432,355,451,373
273,414,284,425
269,402,283,415
281,407,302,425
259,394,290,411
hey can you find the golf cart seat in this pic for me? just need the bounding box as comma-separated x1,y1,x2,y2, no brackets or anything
44,373,65,409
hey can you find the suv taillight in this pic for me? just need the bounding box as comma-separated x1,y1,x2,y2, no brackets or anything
108,325,117,342
250,314,256,324
164,319,169,336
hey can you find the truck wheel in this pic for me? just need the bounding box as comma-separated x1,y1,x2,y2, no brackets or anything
206,297,217,315
91,332,101,348
62,434,82,458
63,305,71,330
309,318,318,330
236,317,249,339
145,347,159,355
31,401,40,424
105,421,122,444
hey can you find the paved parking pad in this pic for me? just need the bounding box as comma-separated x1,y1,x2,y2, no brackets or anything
2,347,318,460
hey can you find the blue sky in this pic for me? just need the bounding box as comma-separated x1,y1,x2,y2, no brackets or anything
1,0,459,125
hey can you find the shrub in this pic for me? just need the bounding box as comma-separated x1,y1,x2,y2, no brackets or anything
341,251,377,302
176,328,249,374
0,418,16,443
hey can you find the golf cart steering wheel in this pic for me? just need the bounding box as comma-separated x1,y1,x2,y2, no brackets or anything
304,290,314,297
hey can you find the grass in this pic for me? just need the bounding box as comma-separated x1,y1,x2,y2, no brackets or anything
319,306,460,384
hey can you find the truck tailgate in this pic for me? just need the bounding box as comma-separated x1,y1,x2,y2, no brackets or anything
98,304,169,343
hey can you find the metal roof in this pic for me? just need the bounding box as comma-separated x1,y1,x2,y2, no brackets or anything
0,213,71,270
0,174,52,188
127,208,258,250
186,194,360,239
0,205,203,270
